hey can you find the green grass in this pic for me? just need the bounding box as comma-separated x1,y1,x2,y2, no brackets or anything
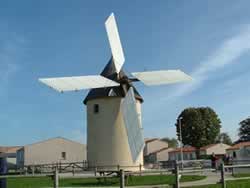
9,176,250,188
5,174,206,188
233,173,250,178
185,179,250,188
7,177,53,188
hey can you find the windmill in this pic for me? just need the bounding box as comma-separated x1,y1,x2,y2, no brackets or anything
39,13,192,171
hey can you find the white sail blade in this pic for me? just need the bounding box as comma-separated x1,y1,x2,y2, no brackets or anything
132,70,192,86
105,13,125,73
121,87,144,162
39,75,120,92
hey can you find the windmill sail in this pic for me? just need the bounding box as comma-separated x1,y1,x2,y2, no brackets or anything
105,13,125,73
39,75,120,92
132,70,192,86
121,87,144,162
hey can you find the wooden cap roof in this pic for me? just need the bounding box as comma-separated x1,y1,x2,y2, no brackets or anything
83,57,143,104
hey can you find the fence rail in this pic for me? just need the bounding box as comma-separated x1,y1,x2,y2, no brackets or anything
0,166,166,188
18,161,146,174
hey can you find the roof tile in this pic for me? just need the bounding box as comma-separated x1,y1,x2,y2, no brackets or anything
227,141,250,151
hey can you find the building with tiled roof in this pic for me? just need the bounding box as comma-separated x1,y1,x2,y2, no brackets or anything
168,143,231,161
143,138,171,163
200,144,217,150
169,146,196,153
226,141,250,173
200,143,230,156
144,138,168,156
16,137,86,168
145,147,174,164
144,138,158,144
227,141,250,151
0,146,23,169
169,146,197,161
0,146,22,154
226,141,250,160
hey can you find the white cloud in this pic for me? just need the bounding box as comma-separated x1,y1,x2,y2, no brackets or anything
164,25,250,101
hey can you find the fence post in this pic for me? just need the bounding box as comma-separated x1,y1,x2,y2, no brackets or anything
72,165,75,176
139,164,142,176
119,169,125,188
220,163,226,188
175,161,180,188
231,160,234,176
83,160,85,170
59,161,62,173
32,166,34,176
94,167,97,176
54,166,59,188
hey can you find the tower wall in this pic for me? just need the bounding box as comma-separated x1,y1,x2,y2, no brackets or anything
86,97,143,171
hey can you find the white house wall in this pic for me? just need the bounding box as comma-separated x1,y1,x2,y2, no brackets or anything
231,147,250,174
169,152,196,161
156,148,174,162
205,144,231,155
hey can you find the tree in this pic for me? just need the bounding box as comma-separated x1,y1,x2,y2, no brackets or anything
161,137,178,148
216,132,232,145
176,107,221,157
238,117,250,142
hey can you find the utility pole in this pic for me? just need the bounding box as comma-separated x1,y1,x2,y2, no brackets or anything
178,117,184,170
175,161,180,188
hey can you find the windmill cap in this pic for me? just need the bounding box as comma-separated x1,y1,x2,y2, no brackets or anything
83,58,143,104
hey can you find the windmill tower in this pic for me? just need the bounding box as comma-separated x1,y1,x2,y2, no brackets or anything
83,59,144,171
39,13,192,171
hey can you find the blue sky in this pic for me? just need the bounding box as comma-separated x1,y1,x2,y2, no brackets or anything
1,0,250,146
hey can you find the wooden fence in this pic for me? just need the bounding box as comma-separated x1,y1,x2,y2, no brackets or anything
2,161,250,188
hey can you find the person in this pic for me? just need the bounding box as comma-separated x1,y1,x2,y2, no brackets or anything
226,155,230,165
0,156,7,188
223,154,230,172
223,154,228,165
211,152,217,169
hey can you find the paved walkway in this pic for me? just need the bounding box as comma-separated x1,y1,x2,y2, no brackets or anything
180,171,243,187
181,172,220,187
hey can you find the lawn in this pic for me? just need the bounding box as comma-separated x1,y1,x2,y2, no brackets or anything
6,174,206,188
185,179,250,188
7,177,53,188
233,173,250,178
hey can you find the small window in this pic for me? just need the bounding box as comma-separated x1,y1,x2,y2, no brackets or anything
190,153,193,160
94,104,99,114
233,151,237,158
61,152,66,160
